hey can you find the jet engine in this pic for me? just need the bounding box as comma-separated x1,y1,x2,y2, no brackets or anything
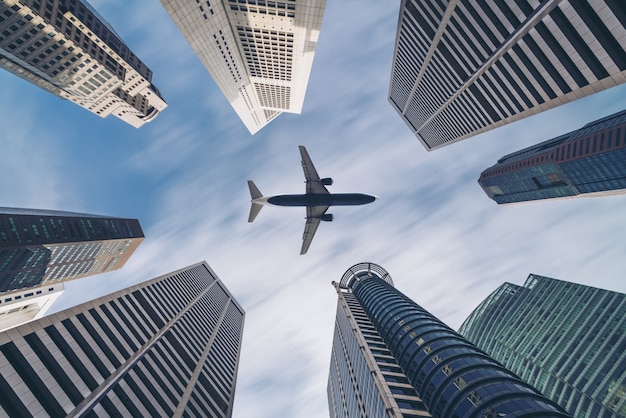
321,177,333,186
322,214,334,222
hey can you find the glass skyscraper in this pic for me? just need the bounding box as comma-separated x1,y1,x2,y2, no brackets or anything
459,274,626,418
0,0,167,127
0,207,144,294
327,262,570,418
388,0,626,150
0,261,245,417
479,110,626,204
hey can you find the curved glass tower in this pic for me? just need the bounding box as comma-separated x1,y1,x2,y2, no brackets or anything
459,275,626,417
328,263,570,418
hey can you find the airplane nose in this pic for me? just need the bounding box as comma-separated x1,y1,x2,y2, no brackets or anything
373,195,381,201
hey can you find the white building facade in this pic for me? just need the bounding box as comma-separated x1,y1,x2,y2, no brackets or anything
0,0,167,128
160,0,326,134
0,283,64,332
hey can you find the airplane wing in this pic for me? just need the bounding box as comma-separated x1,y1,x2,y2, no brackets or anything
301,205,329,255
299,145,329,195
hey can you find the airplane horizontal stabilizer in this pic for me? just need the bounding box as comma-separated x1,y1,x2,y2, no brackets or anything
248,203,263,223
247,181,264,222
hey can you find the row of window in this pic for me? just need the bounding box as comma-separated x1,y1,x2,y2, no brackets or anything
483,122,626,178
212,30,242,83
460,277,626,416
329,295,389,416
343,293,428,414
229,4,295,18
0,214,140,246
394,0,625,149
0,266,242,417
0,286,54,304
255,82,291,109
354,277,568,416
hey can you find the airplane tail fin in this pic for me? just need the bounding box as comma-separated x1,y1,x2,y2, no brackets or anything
247,180,263,223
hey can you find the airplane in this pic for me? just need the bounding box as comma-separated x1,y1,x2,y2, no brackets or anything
247,145,378,255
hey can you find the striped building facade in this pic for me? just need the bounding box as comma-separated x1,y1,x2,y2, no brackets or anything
389,0,626,150
459,274,626,417
328,267,431,418
0,261,245,417
159,0,326,134
478,109,626,204
327,263,569,418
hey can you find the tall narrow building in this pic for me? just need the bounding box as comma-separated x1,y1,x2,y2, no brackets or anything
160,0,326,134
0,207,144,294
0,261,245,417
389,0,626,150
0,0,167,128
459,274,626,418
327,262,570,418
479,110,626,204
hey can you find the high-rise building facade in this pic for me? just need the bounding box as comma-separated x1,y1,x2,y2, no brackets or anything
389,0,626,150
160,0,326,134
0,0,167,128
0,207,144,294
479,110,626,204
0,261,245,417
327,262,570,418
0,282,64,332
459,274,626,418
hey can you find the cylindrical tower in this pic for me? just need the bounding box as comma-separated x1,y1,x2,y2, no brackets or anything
341,263,570,417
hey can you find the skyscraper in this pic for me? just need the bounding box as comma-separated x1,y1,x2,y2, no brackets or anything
479,110,626,204
0,0,167,128
389,0,626,150
327,262,570,418
160,0,326,134
0,207,144,294
0,261,245,417
459,274,626,418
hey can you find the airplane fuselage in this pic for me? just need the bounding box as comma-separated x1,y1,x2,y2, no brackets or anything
261,193,376,207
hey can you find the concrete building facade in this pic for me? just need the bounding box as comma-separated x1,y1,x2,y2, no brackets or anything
0,0,167,127
160,0,326,134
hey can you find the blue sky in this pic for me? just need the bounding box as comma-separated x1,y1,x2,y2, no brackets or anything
2,1,626,417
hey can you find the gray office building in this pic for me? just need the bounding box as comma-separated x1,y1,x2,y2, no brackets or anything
459,274,626,417
0,261,245,417
389,0,626,150
327,263,569,417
